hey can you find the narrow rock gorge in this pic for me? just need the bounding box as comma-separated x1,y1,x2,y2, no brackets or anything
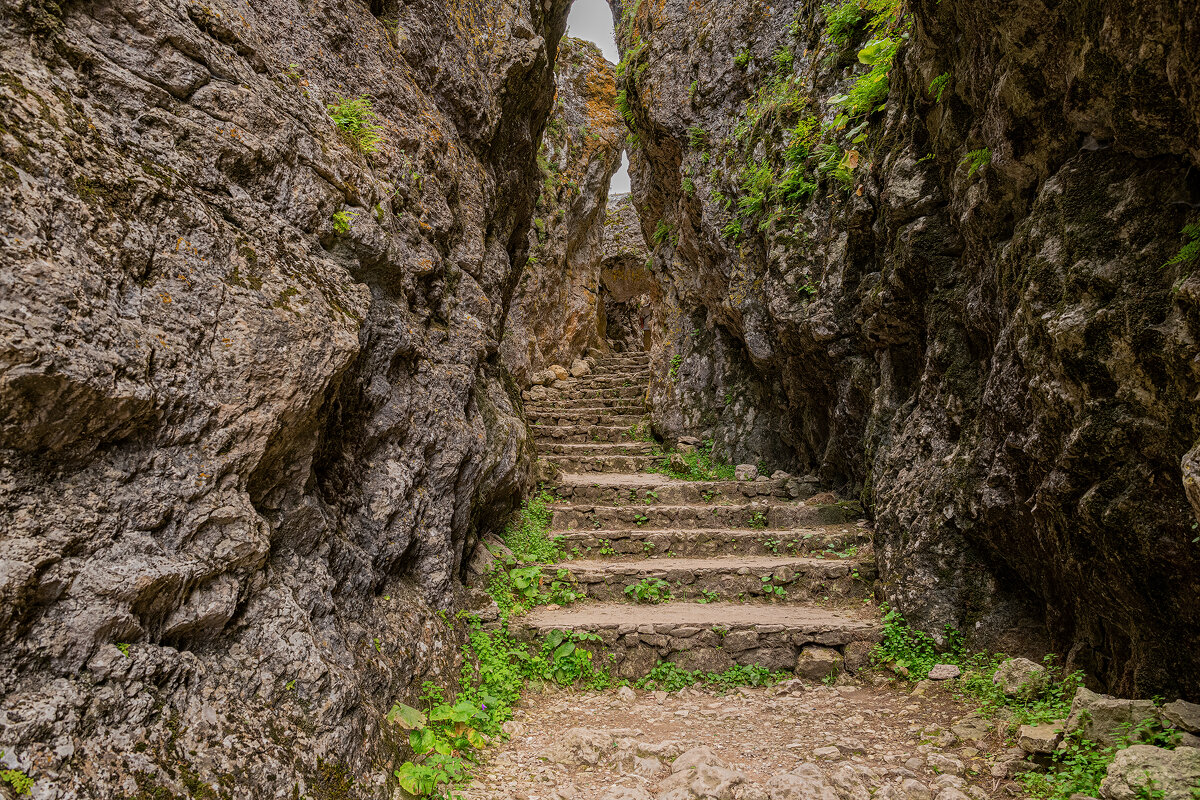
0,0,1198,797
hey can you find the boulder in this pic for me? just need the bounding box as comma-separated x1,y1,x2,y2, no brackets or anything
1065,688,1161,746
549,364,570,381
600,787,654,800
616,685,636,705
926,754,964,776
928,664,961,681
527,384,549,402
992,657,1048,699
533,369,557,386
1162,700,1200,734
659,762,749,800
670,453,689,472
673,745,725,773
796,645,843,680
842,641,874,673
1099,745,1200,800
1018,722,1063,754
570,359,591,378
735,464,758,481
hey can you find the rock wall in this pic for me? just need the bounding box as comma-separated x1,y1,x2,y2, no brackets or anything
612,0,1200,698
0,0,570,795
502,37,626,384
599,193,657,352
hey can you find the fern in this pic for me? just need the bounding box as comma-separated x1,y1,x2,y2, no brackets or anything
1164,222,1200,268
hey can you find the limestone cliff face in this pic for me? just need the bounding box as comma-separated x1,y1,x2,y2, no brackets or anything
0,0,568,795
600,193,657,352
502,37,626,383
613,0,1200,697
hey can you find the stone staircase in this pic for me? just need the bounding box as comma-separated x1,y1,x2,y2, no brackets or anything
518,351,883,681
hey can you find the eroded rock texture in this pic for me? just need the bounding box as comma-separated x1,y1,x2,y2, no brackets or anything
502,36,626,384
613,0,1200,697
0,0,570,795
599,193,657,353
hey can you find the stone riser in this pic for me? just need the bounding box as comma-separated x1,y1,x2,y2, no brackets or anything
552,480,808,504
526,399,647,411
558,528,870,558
538,442,654,456
573,375,650,388
565,570,873,604
528,417,648,429
534,426,638,443
512,620,881,680
543,387,646,401
551,504,858,531
542,455,660,473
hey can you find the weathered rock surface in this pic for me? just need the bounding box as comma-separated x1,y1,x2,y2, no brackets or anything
611,0,1200,696
1100,745,1200,800
502,36,626,384
0,0,572,795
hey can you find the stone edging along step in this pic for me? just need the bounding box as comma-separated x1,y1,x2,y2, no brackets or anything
511,602,881,680
533,424,642,443
553,554,876,604
550,502,861,531
537,442,655,456
557,526,869,559
541,454,660,473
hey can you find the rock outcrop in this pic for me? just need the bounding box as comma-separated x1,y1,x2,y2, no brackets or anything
611,0,1200,697
600,192,657,352
502,36,627,385
0,0,571,795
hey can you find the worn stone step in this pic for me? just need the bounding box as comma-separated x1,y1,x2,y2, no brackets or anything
552,474,811,504
533,424,641,443
592,364,651,376
512,602,882,679
525,398,648,412
553,386,646,400
527,412,646,426
541,455,659,473
550,502,860,531
527,411,647,425
556,526,870,559
578,375,650,389
538,441,656,456
556,555,875,604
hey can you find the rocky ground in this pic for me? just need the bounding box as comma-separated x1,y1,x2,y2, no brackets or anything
461,678,1016,800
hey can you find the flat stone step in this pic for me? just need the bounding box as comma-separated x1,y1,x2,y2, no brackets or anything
556,555,875,604
512,602,882,679
578,375,650,389
592,364,651,376
553,475,807,504
526,398,648,411
541,455,659,473
550,502,861,531
528,410,648,429
533,424,641,443
557,526,870,559
538,441,655,456
549,386,646,400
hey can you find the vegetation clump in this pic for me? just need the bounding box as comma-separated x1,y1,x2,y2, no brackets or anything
327,95,384,153
648,439,737,481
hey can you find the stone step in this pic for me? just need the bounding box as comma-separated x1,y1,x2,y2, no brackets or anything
592,364,650,376
541,454,659,473
512,602,882,680
577,375,650,389
556,555,875,604
533,425,639,443
538,441,656,456
525,398,648,412
596,353,649,363
527,411,646,426
550,502,861,531
552,386,646,400
552,475,810,504
557,526,869,559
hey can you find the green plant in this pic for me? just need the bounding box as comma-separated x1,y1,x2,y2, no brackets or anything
761,576,787,599
598,539,616,555
1164,221,1200,268
326,95,384,153
636,662,784,693
830,35,903,118
748,511,768,529
653,219,672,246
871,605,942,678
823,0,865,46
634,513,650,527
500,490,562,563
734,49,751,68
688,125,708,148
332,210,353,235
624,577,672,604
697,589,720,604
648,439,737,482
0,754,33,796
963,147,992,178
772,46,794,75
283,63,302,83
669,354,684,380
928,71,950,103
115,642,131,657
721,220,743,240
1021,718,1181,800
